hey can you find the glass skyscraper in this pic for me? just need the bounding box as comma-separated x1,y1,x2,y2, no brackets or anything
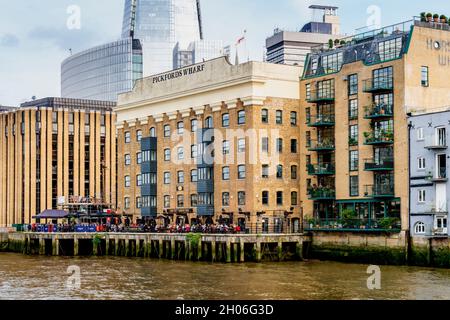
122,0,203,75
61,0,204,101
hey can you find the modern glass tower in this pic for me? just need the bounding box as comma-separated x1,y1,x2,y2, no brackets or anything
122,0,203,75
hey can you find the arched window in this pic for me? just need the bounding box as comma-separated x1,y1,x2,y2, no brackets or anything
415,222,426,235
222,113,230,127
261,109,269,123
205,116,213,129
150,127,156,137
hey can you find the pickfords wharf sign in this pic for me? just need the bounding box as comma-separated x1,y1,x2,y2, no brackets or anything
427,38,450,66
152,63,206,84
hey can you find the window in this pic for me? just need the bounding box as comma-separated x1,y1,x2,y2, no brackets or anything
348,74,358,95
191,169,198,182
276,110,283,124
276,191,283,205
306,132,311,147
261,137,269,153
421,66,429,87
237,111,246,125
124,176,131,188
238,165,246,179
238,138,246,153
373,67,393,89
349,125,358,146
238,191,246,206
276,165,283,179
136,152,142,164
205,117,213,129
262,191,269,205
125,154,131,166
322,52,343,73
418,157,426,170
306,83,311,101
164,195,170,208
349,99,358,120
177,171,185,184
261,109,269,123
350,176,359,197
164,125,171,137
222,167,230,180
136,174,142,186
124,197,130,209
136,197,142,209
290,112,297,126
415,222,426,235
198,193,214,206
125,132,131,143
291,139,298,153
136,130,142,142
291,165,298,179
436,127,447,147
191,119,198,132
222,140,230,155
378,37,402,62
291,192,298,206
177,121,184,135
191,194,198,206
261,165,269,178
164,172,171,184
276,138,283,153
177,195,184,208
191,145,198,158
164,149,171,161
150,127,156,137
417,128,424,141
350,150,359,171
222,113,230,127
222,192,230,206
418,190,426,203
177,147,184,160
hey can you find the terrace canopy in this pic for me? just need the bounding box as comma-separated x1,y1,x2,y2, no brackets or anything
33,210,70,219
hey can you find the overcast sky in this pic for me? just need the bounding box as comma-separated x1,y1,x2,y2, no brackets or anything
0,0,449,106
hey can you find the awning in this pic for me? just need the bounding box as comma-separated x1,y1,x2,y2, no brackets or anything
33,210,70,219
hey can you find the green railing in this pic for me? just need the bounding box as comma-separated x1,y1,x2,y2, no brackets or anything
308,140,335,151
304,218,401,233
364,104,393,119
306,114,335,127
307,90,335,103
308,188,336,200
364,130,394,145
307,163,335,175
365,184,395,198
364,157,394,171
363,77,393,92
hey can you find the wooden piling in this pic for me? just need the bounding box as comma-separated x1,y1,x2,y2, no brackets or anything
74,237,79,256
226,241,231,263
39,237,45,255
240,240,245,263
255,241,261,262
211,241,216,262
159,240,164,259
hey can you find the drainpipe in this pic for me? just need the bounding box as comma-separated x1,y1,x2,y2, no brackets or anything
407,117,413,264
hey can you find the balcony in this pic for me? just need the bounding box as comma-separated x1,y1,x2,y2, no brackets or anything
425,138,448,151
308,188,336,201
364,103,394,119
307,139,335,152
364,130,394,145
363,77,393,93
304,218,401,233
308,163,335,176
427,169,448,183
307,90,335,103
306,114,335,127
365,183,395,198
364,157,394,171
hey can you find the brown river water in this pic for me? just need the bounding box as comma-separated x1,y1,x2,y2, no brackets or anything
1,253,450,300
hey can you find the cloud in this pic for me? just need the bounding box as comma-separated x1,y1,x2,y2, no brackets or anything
27,26,102,52
0,33,20,47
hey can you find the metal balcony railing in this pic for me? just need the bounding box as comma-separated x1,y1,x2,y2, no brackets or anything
364,130,394,145
307,90,335,103
364,157,394,171
307,188,336,200
365,183,395,198
364,103,394,119
307,139,335,151
307,163,335,175
306,114,335,127
363,77,393,93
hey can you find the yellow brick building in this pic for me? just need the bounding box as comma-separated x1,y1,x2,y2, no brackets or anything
0,98,117,227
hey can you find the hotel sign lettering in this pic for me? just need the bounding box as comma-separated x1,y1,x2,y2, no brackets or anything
152,64,206,84
427,38,450,66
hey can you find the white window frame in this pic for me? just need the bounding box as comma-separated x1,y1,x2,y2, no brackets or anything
418,157,426,170
417,128,424,141
418,189,426,203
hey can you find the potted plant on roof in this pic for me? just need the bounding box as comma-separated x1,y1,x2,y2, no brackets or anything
334,39,340,47
420,12,426,22
328,39,334,49
433,14,440,23
440,15,447,24
426,13,433,22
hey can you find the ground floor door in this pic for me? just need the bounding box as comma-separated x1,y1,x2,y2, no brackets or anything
435,216,448,235
436,183,447,213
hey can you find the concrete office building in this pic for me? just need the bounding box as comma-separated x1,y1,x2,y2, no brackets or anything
115,57,303,232
0,98,117,227
409,110,449,237
299,17,450,234
265,5,341,68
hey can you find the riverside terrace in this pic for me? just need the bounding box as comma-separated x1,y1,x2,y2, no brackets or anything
2,232,310,263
